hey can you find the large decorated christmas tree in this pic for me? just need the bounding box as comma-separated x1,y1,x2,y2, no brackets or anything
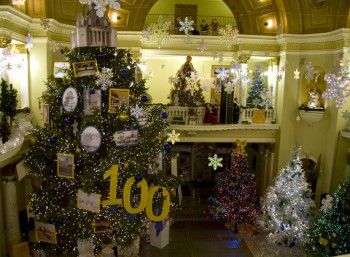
258,147,315,247
24,4,179,256
207,141,260,231
168,55,205,107
309,176,350,257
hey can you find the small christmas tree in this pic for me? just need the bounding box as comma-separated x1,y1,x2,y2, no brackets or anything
24,6,180,256
309,177,350,257
246,65,267,108
258,147,315,247
0,79,17,143
207,141,260,231
168,55,205,107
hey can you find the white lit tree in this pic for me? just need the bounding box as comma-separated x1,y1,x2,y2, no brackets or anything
257,147,315,247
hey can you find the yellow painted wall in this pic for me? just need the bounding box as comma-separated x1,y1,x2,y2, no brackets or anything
148,0,234,17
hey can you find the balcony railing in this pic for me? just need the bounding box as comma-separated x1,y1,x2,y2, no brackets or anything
144,14,238,35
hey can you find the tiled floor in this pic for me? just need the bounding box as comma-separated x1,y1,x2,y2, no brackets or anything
139,183,254,257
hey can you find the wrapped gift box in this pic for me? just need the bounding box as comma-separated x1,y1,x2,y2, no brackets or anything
150,220,169,249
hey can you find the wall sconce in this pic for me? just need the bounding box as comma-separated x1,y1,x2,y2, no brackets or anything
112,13,122,22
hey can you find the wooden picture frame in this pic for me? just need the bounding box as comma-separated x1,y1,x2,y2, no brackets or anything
94,218,112,233
53,62,69,78
84,89,102,115
114,129,138,146
57,153,74,179
62,87,78,112
109,88,130,113
73,60,98,77
77,189,101,213
35,221,57,244
42,103,49,124
80,126,102,152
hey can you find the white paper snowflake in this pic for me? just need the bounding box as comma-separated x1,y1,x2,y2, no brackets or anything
25,33,33,52
167,130,180,145
185,72,200,96
294,69,300,80
179,17,194,35
208,154,223,170
215,67,230,81
96,67,113,90
40,18,50,30
131,104,142,117
197,39,207,53
50,41,60,53
79,0,120,18
168,76,178,84
305,62,315,84
320,194,333,213
142,16,171,48
219,24,239,49
260,88,273,110
200,74,215,92
224,81,235,94
113,132,120,144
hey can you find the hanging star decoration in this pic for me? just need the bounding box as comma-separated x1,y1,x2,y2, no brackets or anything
200,74,215,92
323,58,350,108
25,33,33,52
208,154,223,170
142,15,171,48
179,17,194,35
113,132,120,144
219,24,239,49
215,67,230,81
40,18,50,30
96,67,114,90
185,72,200,96
79,0,120,18
168,76,178,84
197,39,207,53
50,41,60,53
294,69,300,79
167,130,180,145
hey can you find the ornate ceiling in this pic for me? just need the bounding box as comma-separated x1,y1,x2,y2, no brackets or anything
3,0,350,35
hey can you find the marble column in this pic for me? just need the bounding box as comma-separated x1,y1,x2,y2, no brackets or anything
2,165,21,257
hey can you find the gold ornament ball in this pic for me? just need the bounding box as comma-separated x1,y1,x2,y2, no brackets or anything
91,221,96,228
124,162,129,168
76,147,81,153
216,207,222,213
30,137,36,144
119,112,128,121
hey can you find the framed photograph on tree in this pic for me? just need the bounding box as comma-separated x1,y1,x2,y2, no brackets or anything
35,221,57,244
57,153,74,179
77,189,101,213
109,88,130,113
73,60,98,77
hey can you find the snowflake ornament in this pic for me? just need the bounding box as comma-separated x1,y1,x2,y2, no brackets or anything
320,194,333,213
131,104,142,117
294,69,300,80
168,76,178,84
197,39,207,53
219,24,239,49
208,154,223,170
260,88,273,109
167,130,180,145
323,58,350,108
305,62,315,84
342,110,350,120
277,64,286,81
142,16,171,48
179,17,194,35
96,67,113,90
215,67,230,81
40,18,50,30
185,72,200,96
224,81,235,94
79,0,120,18
113,132,120,144
50,41,60,53
25,33,33,52
200,74,215,92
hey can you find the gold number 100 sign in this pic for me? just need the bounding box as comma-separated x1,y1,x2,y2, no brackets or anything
102,165,170,222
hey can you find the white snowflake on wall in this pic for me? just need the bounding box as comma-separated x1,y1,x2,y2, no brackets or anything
200,74,215,92
215,67,230,81
142,16,171,48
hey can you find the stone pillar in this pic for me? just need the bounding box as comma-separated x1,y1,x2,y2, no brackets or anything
2,165,21,257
